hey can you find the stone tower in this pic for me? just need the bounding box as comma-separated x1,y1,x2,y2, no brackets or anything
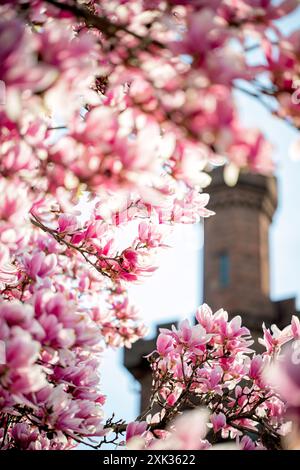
124,169,297,412
204,168,278,331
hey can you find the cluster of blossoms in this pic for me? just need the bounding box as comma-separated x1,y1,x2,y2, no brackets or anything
0,294,106,449
0,131,214,448
2,0,300,196
0,0,217,447
0,0,300,451
124,306,300,450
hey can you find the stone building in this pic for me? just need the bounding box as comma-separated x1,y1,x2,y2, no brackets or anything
124,169,298,413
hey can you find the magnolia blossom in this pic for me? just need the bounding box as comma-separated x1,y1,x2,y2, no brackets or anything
259,323,293,355
127,410,211,450
265,345,300,408
291,315,300,340
0,244,18,287
210,412,227,433
22,252,57,280
157,333,174,356
140,304,298,450
162,319,213,355
0,0,300,452
126,421,148,443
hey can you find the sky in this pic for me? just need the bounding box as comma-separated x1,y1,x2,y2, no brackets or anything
97,7,300,439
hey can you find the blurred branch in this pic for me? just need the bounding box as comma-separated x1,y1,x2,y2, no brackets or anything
45,0,164,49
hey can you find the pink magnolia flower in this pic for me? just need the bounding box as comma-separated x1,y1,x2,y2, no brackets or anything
0,300,36,334
1,327,47,395
22,252,57,280
166,392,179,407
249,355,264,381
170,140,211,187
182,85,235,141
171,9,228,62
33,289,101,349
239,435,263,450
10,422,54,450
128,410,211,450
0,18,55,93
0,244,18,287
157,333,175,356
126,421,148,443
43,385,105,437
115,248,157,282
57,214,79,233
259,323,293,355
227,127,274,175
169,319,213,354
0,178,30,223
1,135,35,175
5,328,39,369
196,303,215,333
210,412,227,433
265,345,300,409
291,315,300,339
206,309,253,353
137,222,169,248
171,191,215,223
166,409,210,450
9,364,47,395
197,365,223,393
220,314,251,339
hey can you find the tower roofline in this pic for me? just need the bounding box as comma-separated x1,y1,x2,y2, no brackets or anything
207,167,278,221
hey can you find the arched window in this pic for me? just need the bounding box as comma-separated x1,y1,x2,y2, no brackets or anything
219,252,230,288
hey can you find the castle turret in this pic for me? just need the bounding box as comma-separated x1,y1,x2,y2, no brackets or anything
204,169,278,330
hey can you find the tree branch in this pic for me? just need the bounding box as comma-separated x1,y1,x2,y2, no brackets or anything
45,0,164,50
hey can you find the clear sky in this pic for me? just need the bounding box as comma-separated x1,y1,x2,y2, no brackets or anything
98,7,300,434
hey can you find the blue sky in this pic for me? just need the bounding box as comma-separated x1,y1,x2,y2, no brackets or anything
98,7,300,434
